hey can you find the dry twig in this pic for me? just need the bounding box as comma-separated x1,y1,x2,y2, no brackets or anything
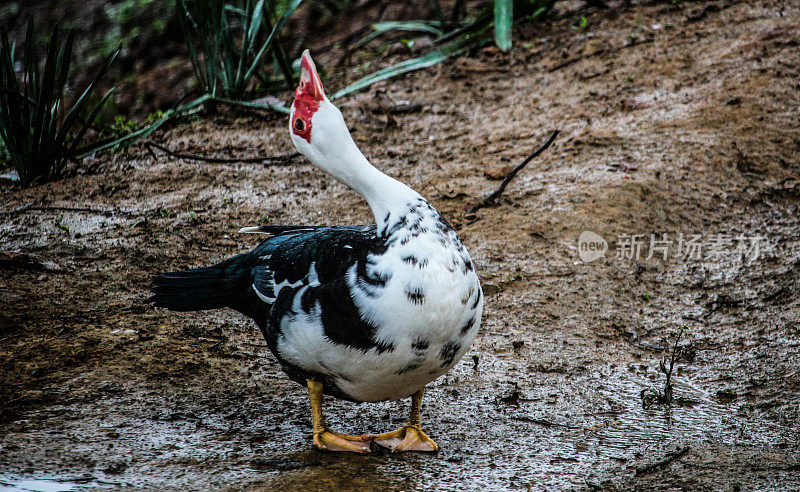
641,327,685,408
511,415,582,430
144,141,300,166
1,203,138,217
468,130,559,214
635,446,690,475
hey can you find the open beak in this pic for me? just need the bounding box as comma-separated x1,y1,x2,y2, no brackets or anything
299,50,325,102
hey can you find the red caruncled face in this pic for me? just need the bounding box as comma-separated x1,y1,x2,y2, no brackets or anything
292,51,325,143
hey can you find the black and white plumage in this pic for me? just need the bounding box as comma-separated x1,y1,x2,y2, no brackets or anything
151,51,481,452
152,198,482,403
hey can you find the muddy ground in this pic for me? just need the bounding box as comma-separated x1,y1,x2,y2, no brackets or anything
2,1,800,490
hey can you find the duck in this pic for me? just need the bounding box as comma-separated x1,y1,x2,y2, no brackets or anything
150,50,483,453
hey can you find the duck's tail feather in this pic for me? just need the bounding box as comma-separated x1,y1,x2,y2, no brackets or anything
149,254,256,314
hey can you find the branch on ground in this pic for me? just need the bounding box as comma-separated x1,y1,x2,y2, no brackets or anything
144,141,300,166
636,446,690,475
468,130,559,215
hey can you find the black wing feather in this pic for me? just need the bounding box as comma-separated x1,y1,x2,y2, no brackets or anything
150,225,378,319
150,224,388,398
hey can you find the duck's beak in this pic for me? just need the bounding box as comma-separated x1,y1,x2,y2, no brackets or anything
299,50,326,102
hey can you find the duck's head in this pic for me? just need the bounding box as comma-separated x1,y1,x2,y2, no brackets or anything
289,50,352,165
288,50,420,223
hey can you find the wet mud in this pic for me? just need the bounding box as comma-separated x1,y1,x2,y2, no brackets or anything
2,1,799,490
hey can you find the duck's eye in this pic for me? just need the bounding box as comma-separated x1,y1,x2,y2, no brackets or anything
299,80,306,89
294,118,306,132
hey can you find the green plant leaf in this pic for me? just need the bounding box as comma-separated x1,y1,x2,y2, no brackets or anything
244,0,303,84
177,0,208,92
332,29,489,99
353,21,444,48
494,0,513,51
0,19,121,185
79,94,212,157
55,45,120,151
212,96,290,114
22,18,38,99
30,24,61,173
248,0,266,52
54,30,74,114
179,0,300,98
270,32,295,89
68,87,115,156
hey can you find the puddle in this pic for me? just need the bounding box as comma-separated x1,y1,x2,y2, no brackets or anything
0,477,78,492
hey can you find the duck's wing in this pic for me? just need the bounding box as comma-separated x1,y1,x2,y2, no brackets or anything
249,225,378,304
150,225,378,323
255,224,398,355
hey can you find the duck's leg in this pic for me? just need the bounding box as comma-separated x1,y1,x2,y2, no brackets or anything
307,380,372,453
367,388,438,452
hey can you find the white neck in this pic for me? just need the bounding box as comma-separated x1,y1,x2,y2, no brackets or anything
325,140,420,226
292,100,421,227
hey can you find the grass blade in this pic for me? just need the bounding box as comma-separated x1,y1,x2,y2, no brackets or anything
494,0,513,51
270,32,294,89
0,30,24,179
1,18,123,186
23,18,37,100
55,45,120,147
31,24,61,179
179,0,302,98
68,87,114,156
243,0,302,83
177,0,209,93
248,0,265,52
353,21,443,48
54,30,74,112
436,7,491,45
212,96,289,114
332,28,488,100
233,0,253,91
79,94,212,157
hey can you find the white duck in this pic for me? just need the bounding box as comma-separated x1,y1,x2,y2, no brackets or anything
151,50,483,453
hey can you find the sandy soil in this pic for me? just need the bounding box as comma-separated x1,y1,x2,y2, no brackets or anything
1,1,799,490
